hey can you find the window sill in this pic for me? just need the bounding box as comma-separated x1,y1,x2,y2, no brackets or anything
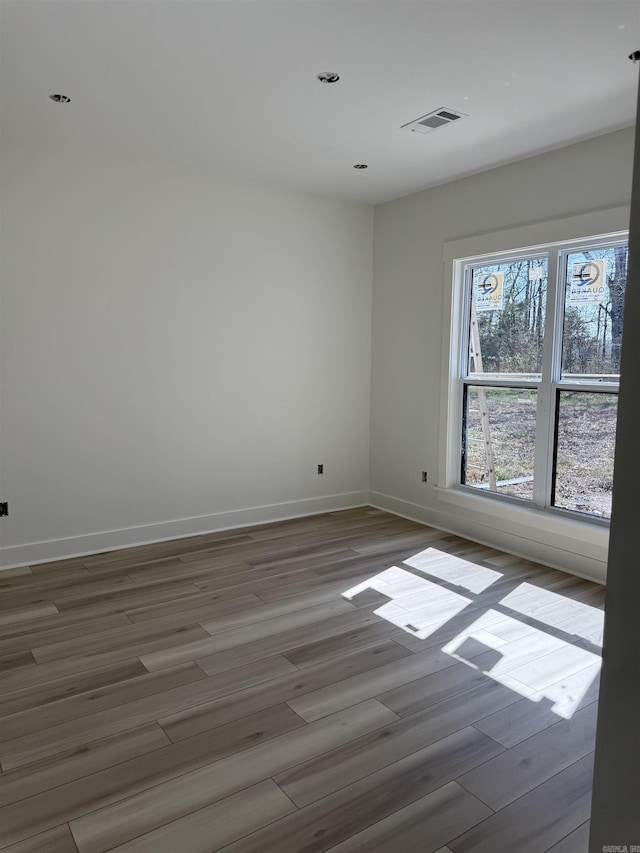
435,485,609,554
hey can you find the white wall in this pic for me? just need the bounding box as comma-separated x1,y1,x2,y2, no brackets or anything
370,128,635,581
0,143,373,566
2,129,634,573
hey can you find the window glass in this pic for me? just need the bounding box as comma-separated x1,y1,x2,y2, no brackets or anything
553,392,617,519
562,246,628,379
462,386,537,501
469,258,548,380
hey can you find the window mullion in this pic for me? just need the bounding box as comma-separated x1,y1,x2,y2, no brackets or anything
532,248,561,507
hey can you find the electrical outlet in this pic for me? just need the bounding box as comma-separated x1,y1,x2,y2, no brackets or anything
421,471,428,483
317,464,324,475
0,502,7,517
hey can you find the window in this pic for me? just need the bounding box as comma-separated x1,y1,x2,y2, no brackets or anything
458,235,628,520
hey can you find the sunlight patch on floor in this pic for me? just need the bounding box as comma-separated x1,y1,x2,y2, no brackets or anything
403,547,503,593
343,548,603,720
343,567,471,640
500,582,604,646
443,609,601,718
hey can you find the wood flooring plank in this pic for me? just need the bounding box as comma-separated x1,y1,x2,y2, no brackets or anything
350,530,449,556
32,604,260,664
248,549,366,579
82,537,211,568
319,516,410,535
311,550,437,580
140,599,356,672
247,519,325,540
102,780,297,853
0,724,170,807
287,643,469,722
0,651,35,675
159,699,307,752
0,567,32,580
160,641,411,741
0,625,209,698
448,753,594,853
276,679,515,808
83,556,202,578
545,820,589,853
0,701,314,848
191,608,383,676
0,659,147,718
125,591,261,623
160,657,298,740
53,580,203,614
245,543,355,572
160,640,407,732
82,554,212,580
0,604,59,629
178,539,300,565
28,557,89,573
1,825,78,853
68,700,398,853
281,619,403,669
128,555,308,588
473,670,601,748
3,641,386,774
323,782,492,853
126,557,253,584
218,726,501,853
186,585,363,637
194,531,256,546
0,662,206,743
0,668,230,770
195,528,267,545
287,529,394,549
255,571,375,604
0,585,196,627
0,570,88,595
0,576,137,613
0,572,134,610
0,613,133,657
377,660,495,718
193,569,318,598
458,702,597,810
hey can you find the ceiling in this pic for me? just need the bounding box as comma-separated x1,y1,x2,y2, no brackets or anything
1,0,639,204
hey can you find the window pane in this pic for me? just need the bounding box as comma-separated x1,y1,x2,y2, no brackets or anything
562,245,628,378
468,258,547,379
462,386,537,501
553,392,617,518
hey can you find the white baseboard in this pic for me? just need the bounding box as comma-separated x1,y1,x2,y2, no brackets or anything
2,488,608,585
370,491,607,585
0,491,370,570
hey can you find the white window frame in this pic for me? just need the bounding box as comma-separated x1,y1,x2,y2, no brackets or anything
438,206,630,558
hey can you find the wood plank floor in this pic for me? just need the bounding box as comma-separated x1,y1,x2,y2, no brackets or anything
0,507,604,852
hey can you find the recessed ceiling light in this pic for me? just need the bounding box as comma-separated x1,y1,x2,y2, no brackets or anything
49,94,71,103
353,164,368,170
463,95,471,101
317,72,340,84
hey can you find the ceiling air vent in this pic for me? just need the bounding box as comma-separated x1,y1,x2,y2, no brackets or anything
402,107,467,135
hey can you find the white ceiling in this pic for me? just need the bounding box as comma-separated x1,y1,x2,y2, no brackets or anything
1,0,639,204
